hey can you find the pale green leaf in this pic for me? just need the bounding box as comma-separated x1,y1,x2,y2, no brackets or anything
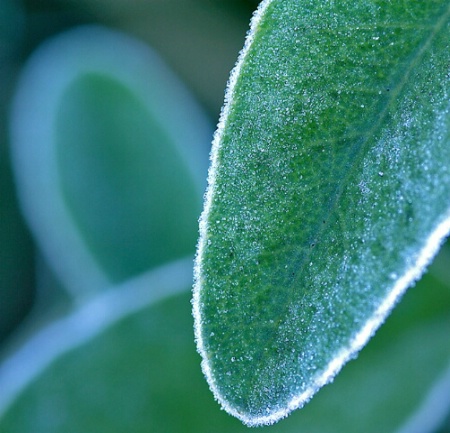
193,0,450,425
10,25,210,297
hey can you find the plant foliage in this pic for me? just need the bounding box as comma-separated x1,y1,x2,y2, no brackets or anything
194,0,450,425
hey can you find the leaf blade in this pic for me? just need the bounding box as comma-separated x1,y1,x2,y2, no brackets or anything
194,0,450,425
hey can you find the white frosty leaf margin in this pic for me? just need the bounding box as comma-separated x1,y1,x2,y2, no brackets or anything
0,256,193,420
192,0,450,426
193,0,274,425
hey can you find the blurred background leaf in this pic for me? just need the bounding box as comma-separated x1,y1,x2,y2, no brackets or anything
10,25,212,297
57,70,201,281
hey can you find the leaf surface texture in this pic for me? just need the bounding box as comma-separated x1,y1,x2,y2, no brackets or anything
194,0,450,424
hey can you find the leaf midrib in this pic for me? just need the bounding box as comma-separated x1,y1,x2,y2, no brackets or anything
255,2,450,378
290,2,450,291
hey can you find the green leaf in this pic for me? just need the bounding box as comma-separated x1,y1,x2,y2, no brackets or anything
10,26,210,296
193,0,450,425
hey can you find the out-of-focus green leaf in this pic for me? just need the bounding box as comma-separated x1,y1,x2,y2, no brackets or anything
193,0,450,425
56,72,201,282
1,248,449,433
10,25,210,296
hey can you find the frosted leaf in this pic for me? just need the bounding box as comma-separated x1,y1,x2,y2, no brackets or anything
193,0,450,427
